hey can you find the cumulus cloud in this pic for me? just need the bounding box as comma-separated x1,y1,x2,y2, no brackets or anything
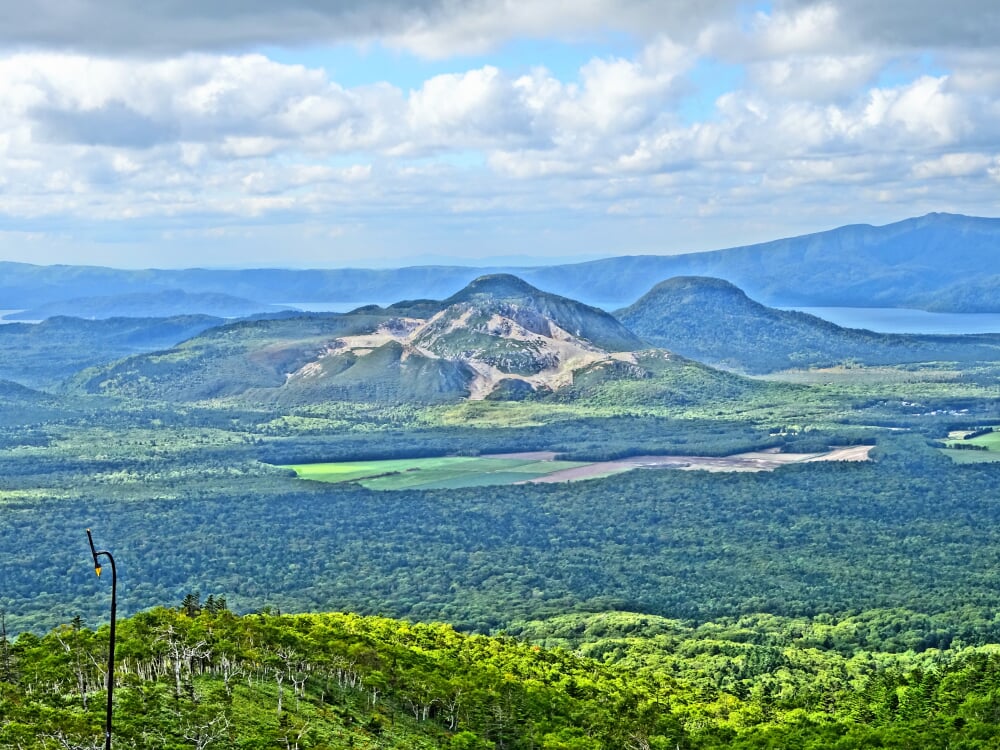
912,152,996,179
0,40,997,233
0,1,998,266
745,54,882,101
704,1,1000,62
33,101,179,147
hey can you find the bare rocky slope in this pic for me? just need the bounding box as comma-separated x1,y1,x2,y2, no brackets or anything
70,275,674,404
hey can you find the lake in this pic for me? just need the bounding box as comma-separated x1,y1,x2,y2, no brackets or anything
279,301,396,313
0,310,39,324
4,301,1000,335
781,307,1000,335
273,302,1000,335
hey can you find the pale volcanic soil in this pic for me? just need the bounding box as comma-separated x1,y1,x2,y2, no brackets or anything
510,445,874,483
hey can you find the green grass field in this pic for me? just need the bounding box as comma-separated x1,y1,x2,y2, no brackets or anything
940,449,1000,464
942,430,1000,462
286,456,589,490
960,431,1000,449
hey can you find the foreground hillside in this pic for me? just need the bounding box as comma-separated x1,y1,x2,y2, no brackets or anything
617,276,1000,373
6,605,1000,749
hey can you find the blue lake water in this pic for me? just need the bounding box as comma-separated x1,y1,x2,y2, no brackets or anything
280,301,396,313
5,301,1000,336
0,310,38,324
284,302,1000,335
783,307,1000,335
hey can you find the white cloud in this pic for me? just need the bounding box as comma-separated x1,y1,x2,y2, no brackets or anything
0,2,998,266
862,76,970,145
747,54,881,101
912,153,995,179
751,3,845,58
0,44,995,236
783,0,1000,50
406,66,531,144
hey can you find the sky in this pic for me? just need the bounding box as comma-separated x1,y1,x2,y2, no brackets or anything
0,0,998,268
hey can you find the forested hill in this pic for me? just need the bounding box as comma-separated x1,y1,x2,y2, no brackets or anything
4,212,1000,313
69,274,743,405
5,289,290,321
616,276,1000,373
0,314,226,389
7,604,1000,749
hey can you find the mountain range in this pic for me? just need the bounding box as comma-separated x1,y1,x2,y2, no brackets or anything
62,273,1000,407
2,212,999,315
65,275,758,406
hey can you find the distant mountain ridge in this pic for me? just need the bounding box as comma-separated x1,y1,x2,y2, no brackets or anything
5,289,287,320
3,213,1000,313
529,213,1000,309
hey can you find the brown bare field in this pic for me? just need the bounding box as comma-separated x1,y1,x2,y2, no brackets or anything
515,445,873,483
804,445,874,462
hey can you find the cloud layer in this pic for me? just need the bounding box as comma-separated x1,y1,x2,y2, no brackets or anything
0,1,998,266
2,1,998,56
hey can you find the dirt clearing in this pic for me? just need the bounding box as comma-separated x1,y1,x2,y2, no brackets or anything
519,446,873,483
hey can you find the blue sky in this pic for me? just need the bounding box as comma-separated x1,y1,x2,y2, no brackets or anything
0,0,997,268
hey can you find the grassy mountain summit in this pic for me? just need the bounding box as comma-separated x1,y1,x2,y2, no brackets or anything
617,276,1000,373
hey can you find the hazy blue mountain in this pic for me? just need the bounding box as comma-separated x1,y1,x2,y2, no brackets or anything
3,213,999,312
0,314,225,389
4,289,287,320
913,275,1000,313
525,213,1000,309
0,261,491,310
617,276,1000,373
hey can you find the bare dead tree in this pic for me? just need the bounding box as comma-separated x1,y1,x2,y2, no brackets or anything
156,625,210,701
40,733,103,750
181,713,231,750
